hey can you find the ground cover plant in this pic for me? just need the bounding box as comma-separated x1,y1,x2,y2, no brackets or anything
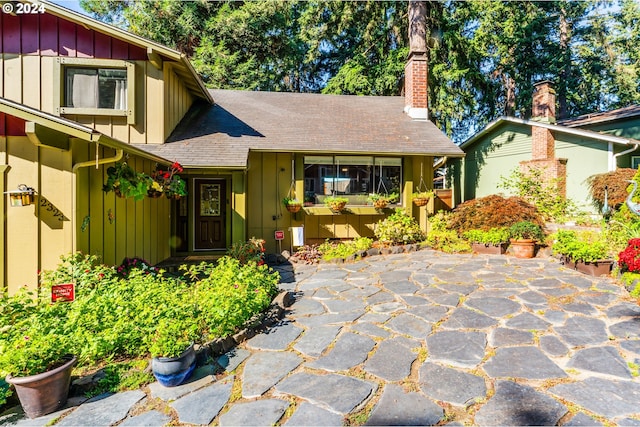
551,229,612,263
0,249,279,407
426,212,471,253
318,237,373,261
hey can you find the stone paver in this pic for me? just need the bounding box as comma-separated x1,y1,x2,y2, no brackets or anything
284,403,343,426
549,377,640,419
242,352,302,398
170,377,233,425
364,338,418,381
365,384,443,426
55,391,145,427
474,380,567,426
5,249,640,426
218,399,289,427
483,347,567,379
418,362,487,406
119,410,171,427
427,331,486,368
275,372,376,414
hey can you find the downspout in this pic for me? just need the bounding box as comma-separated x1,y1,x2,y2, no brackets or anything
613,143,640,171
71,144,124,253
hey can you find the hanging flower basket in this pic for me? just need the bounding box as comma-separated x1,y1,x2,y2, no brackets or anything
283,197,302,213
412,191,433,207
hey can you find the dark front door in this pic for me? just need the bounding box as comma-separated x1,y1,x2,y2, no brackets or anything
194,179,226,250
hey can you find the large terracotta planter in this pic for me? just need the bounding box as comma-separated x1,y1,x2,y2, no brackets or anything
562,257,614,277
6,355,76,419
510,239,536,259
471,242,508,255
151,344,196,387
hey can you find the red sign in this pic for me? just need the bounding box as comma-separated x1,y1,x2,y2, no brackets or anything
275,230,285,241
51,283,75,303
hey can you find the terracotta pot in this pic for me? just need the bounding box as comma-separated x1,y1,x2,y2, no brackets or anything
6,355,76,419
471,242,508,255
510,239,536,259
286,204,302,213
151,344,196,387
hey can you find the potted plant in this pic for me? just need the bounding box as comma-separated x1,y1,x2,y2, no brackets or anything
282,197,303,213
0,320,76,419
149,319,198,388
463,227,510,255
152,162,187,200
324,196,349,212
553,230,614,276
103,162,151,201
508,221,544,259
368,192,399,209
412,190,434,207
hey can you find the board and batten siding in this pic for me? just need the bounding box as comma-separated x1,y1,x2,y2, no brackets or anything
0,132,171,294
246,152,434,253
0,12,194,144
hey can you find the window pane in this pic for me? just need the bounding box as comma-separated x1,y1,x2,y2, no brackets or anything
64,67,126,110
335,156,373,195
304,157,334,203
374,157,402,197
98,69,127,109
65,68,98,108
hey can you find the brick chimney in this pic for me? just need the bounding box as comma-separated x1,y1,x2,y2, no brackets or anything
532,81,556,123
521,81,567,197
404,0,428,120
531,81,556,161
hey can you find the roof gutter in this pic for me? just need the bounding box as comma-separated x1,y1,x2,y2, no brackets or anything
461,116,634,150
612,142,640,170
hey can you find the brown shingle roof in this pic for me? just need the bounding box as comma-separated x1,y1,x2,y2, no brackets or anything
559,104,640,127
133,89,463,168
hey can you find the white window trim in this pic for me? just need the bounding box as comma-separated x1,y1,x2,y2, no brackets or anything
632,156,640,170
54,57,136,125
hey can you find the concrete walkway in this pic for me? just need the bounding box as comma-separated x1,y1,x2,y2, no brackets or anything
3,249,640,426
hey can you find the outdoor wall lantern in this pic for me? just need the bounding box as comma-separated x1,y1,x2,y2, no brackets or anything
6,184,36,207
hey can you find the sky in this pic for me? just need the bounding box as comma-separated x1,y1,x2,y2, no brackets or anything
51,0,87,15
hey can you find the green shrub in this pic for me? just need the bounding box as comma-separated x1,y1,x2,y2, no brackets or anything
551,229,611,262
447,195,545,234
508,221,545,241
318,237,373,260
227,237,266,265
375,209,425,245
463,228,510,245
498,167,577,221
425,212,471,253
0,252,281,404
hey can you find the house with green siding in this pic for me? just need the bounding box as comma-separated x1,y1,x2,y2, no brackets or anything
454,81,640,212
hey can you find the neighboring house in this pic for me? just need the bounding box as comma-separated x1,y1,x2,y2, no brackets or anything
455,81,640,212
0,2,463,293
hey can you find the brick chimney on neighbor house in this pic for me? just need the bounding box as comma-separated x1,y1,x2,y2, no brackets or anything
521,81,567,196
405,0,428,120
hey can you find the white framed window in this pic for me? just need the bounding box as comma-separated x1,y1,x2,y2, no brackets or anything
54,58,136,124
632,156,640,170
